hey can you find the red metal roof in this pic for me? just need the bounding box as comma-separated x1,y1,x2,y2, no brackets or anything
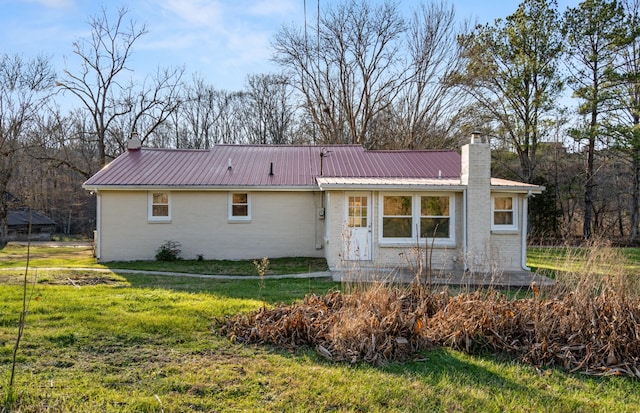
83,145,462,188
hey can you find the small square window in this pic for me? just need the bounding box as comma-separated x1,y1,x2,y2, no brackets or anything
229,192,251,221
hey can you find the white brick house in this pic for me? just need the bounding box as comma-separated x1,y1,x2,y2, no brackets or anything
83,136,543,275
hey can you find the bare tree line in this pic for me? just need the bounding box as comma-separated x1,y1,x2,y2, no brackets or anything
2,0,640,245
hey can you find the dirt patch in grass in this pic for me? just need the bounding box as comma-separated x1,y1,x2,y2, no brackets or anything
0,271,126,287
41,273,125,286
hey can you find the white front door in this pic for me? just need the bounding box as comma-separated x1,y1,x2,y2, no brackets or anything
344,193,372,260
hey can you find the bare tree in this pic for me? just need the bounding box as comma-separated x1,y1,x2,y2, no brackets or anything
241,74,295,145
176,76,220,149
273,0,406,147
374,1,468,150
29,108,100,179
0,54,55,248
57,6,183,166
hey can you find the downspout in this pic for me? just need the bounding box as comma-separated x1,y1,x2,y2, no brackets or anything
463,189,468,271
521,191,531,271
95,189,101,260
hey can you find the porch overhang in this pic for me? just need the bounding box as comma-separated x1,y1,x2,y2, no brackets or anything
316,177,464,191
317,177,545,194
490,178,545,194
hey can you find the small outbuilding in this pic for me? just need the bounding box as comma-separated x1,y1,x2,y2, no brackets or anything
6,208,56,241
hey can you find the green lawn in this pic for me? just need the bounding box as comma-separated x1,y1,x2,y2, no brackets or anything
0,243,328,275
0,244,99,268
527,245,640,277
6,242,639,279
1,246,639,412
2,271,639,412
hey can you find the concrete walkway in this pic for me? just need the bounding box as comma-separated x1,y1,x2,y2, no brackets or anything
7,241,554,288
331,267,555,288
0,267,333,281
1,266,554,288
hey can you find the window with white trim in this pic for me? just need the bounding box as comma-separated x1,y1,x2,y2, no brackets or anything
382,195,412,238
492,195,518,230
420,196,450,238
229,192,251,221
380,193,454,243
148,192,170,221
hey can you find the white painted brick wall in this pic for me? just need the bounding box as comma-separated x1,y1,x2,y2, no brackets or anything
99,190,324,261
461,142,492,272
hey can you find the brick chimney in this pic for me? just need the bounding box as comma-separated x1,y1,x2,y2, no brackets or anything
128,132,141,151
461,132,491,272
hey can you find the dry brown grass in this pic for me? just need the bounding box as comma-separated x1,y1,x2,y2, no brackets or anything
219,240,640,377
220,286,444,365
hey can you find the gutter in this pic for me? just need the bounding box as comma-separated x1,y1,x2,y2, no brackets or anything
95,189,101,260
463,188,468,271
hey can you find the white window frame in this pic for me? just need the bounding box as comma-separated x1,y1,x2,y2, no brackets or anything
148,191,171,222
420,195,452,239
491,194,518,231
380,194,413,239
228,192,251,222
378,192,455,246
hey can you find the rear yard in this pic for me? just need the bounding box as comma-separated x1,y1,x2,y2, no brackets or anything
0,244,639,412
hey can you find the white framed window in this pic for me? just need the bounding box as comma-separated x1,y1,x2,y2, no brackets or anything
420,196,450,238
492,194,518,231
379,193,454,244
229,192,251,221
148,191,171,222
382,195,412,238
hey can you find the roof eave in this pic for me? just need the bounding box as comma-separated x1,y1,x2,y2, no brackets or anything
82,184,318,192
490,185,545,194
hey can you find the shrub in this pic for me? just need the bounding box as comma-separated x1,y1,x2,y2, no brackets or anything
155,240,182,262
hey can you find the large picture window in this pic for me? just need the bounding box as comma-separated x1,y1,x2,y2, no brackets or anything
380,193,454,243
148,192,170,222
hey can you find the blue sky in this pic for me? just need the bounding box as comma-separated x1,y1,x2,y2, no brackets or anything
1,0,578,91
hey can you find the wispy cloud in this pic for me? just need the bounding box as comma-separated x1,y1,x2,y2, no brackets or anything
161,0,223,28
248,0,296,16
24,0,73,8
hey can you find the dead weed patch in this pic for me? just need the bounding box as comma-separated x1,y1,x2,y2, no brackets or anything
219,283,640,377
